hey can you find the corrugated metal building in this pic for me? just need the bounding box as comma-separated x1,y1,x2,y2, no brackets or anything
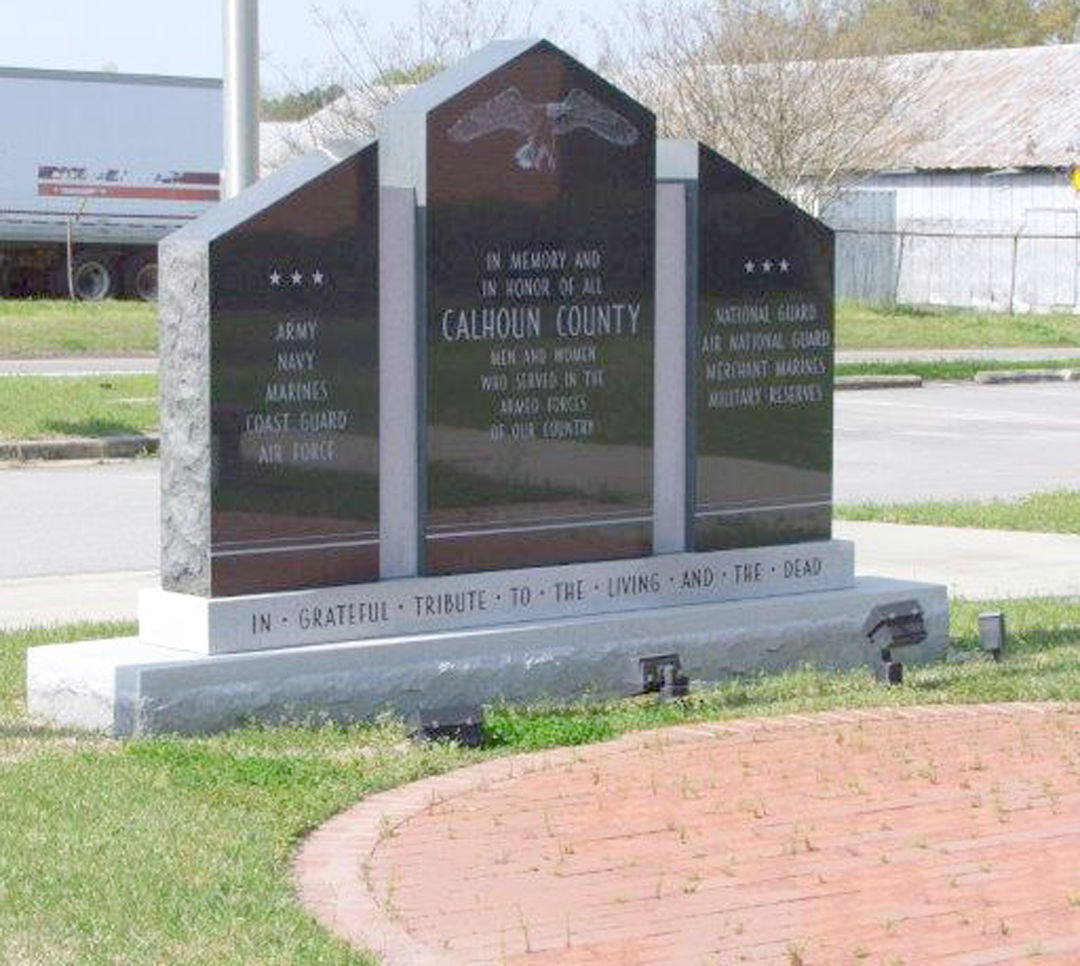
826,44,1080,312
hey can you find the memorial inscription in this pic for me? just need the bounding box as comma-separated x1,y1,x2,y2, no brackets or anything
198,145,379,595
141,540,854,656
422,42,656,575
693,146,834,551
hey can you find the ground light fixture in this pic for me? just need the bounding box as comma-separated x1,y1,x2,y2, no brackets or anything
638,653,691,698
410,704,486,747
863,600,928,686
978,611,1006,662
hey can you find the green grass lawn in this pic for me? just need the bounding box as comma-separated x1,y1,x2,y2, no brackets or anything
0,375,157,440
2,599,1080,963
836,302,1080,349
837,490,1080,536
0,300,157,357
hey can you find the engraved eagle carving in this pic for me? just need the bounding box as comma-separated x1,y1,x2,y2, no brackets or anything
447,86,639,171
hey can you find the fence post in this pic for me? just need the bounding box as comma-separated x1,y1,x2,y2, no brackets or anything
1008,232,1020,314
890,231,906,306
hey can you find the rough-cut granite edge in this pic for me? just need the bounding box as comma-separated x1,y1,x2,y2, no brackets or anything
159,239,211,596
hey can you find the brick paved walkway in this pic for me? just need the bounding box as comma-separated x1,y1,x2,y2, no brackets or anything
295,704,1080,965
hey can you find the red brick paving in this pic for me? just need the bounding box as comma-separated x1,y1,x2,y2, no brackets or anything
294,704,1080,965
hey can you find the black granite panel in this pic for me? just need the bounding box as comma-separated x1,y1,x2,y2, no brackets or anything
208,146,378,595
694,146,834,551
425,43,655,575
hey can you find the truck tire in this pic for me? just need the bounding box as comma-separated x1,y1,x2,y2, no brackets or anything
0,257,10,298
124,256,158,301
72,256,115,301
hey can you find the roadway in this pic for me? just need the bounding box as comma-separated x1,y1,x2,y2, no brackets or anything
1,381,1078,580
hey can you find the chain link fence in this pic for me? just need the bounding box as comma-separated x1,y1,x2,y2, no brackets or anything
828,200,1079,313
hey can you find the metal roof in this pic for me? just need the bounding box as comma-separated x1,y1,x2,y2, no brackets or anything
877,44,1080,171
255,43,1080,175
0,65,220,89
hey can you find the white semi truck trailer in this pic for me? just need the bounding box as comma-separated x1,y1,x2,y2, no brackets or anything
0,66,222,300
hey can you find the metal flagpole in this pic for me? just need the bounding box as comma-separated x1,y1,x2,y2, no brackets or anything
222,0,260,199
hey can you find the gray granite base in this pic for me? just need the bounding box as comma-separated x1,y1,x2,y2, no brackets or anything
27,576,947,736
139,540,855,656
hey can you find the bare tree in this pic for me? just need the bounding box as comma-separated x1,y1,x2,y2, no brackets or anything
597,0,921,211
263,0,566,168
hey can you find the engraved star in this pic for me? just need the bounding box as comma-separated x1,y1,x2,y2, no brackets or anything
312,270,324,286
762,260,774,273
779,259,791,273
290,270,303,286
269,270,281,286
744,260,756,274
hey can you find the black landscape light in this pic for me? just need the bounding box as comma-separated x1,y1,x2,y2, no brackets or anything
863,600,927,686
638,653,690,699
410,703,485,748
978,611,1006,662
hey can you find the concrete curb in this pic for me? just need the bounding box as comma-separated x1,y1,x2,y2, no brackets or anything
836,374,923,390
974,368,1078,385
0,433,159,462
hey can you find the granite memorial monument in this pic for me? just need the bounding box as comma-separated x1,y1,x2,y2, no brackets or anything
27,40,948,735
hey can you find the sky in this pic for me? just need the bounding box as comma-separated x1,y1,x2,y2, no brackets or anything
0,0,629,91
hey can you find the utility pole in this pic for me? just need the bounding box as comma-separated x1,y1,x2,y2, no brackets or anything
223,0,260,199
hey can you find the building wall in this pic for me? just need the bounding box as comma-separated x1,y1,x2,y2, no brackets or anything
825,169,1080,313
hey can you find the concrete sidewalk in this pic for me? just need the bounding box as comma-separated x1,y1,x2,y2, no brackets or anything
0,356,157,376
2,522,1076,630
834,520,1080,599
0,570,157,631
